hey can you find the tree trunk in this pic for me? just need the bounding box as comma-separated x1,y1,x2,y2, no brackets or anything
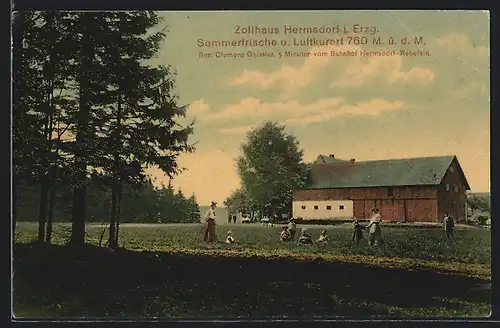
70,15,92,246
37,172,49,243
108,181,118,249
115,179,123,247
12,176,18,238
111,92,123,248
46,171,56,244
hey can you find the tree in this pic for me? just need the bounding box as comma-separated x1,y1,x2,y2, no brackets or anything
467,194,490,217
12,11,74,242
225,188,256,218
235,122,308,219
186,194,201,223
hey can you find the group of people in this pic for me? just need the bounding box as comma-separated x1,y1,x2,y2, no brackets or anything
227,215,237,224
203,202,456,246
351,208,384,247
202,201,239,243
280,224,329,245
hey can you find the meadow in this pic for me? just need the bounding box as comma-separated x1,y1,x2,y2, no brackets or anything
13,222,491,319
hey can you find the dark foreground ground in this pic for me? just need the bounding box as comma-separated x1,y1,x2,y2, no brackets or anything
13,242,490,319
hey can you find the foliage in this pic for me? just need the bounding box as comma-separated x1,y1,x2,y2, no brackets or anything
224,188,256,218
15,179,200,224
467,194,490,216
12,11,196,245
233,121,309,218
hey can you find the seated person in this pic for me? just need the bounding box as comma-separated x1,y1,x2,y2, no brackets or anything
316,229,329,243
225,231,235,244
280,226,292,242
297,228,313,245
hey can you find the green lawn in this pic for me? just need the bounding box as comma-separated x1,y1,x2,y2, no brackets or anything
13,222,491,319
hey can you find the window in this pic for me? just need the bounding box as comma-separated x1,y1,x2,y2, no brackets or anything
449,166,454,173
314,205,319,210
446,184,450,192
339,205,345,210
454,184,458,192
388,187,394,197
301,206,306,210
326,205,332,210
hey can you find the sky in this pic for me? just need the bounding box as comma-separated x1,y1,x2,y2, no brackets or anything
146,10,490,205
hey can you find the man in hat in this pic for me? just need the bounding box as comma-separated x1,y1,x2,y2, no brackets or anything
443,213,455,242
204,201,217,242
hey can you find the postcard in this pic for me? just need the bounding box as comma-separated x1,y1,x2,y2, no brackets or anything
12,10,490,320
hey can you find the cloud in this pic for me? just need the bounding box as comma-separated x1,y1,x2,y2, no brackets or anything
196,97,405,126
208,97,343,121
334,55,435,87
188,99,210,118
230,43,361,100
433,33,489,59
230,39,439,99
218,125,255,135
283,98,405,126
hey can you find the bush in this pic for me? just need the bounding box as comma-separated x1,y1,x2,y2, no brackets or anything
477,215,489,226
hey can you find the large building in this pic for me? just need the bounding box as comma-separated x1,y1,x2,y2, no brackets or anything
292,154,470,222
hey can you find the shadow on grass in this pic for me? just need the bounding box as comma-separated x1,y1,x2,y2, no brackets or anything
12,242,490,319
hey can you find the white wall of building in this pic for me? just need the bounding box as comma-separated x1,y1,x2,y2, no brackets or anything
292,200,354,220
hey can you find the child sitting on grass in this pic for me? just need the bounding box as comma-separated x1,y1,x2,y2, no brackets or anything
297,228,313,245
316,229,329,243
280,226,292,242
225,231,235,244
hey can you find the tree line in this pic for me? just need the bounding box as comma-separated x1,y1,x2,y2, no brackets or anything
16,179,201,225
12,11,196,248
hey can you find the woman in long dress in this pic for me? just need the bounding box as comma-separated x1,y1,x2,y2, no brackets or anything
204,201,217,242
367,208,383,247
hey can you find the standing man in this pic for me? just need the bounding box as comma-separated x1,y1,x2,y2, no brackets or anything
443,213,455,241
204,201,217,242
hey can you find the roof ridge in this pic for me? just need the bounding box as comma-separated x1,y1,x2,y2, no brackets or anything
333,155,456,164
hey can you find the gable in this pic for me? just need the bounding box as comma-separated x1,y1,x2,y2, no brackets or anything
314,154,348,165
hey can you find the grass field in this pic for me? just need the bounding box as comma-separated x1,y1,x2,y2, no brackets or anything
13,222,491,319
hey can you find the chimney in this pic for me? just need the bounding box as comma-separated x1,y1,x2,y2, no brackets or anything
349,158,356,164
329,154,335,158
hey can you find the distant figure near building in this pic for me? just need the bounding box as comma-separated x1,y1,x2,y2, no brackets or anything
204,201,217,242
316,229,329,243
280,226,292,242
298,228,313,245
227,214,232,224
352,218,364,245
225,231,235,244
232,215,237,224
288,218,297,241
444,213,455,241
367,208,383,247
